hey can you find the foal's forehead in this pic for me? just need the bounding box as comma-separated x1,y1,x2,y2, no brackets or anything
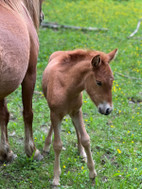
93,55,114,80
95,69,114,84
101,64,113,78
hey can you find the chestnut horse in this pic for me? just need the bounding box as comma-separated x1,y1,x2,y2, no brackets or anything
42,49,118,186
0,0,44,162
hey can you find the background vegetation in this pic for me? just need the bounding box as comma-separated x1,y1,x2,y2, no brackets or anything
0,0,142,188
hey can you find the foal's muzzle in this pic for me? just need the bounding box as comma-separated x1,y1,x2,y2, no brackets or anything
98,103,113,115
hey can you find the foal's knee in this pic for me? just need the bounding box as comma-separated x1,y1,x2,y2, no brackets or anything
53,142,63,154
81,135,90,148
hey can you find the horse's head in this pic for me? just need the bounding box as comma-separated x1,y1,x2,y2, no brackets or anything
39,0,44,24
85,49,118,115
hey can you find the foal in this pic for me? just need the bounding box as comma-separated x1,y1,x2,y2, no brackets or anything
42,49,118,186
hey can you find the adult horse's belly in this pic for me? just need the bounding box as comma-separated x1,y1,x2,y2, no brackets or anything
0,8,30,99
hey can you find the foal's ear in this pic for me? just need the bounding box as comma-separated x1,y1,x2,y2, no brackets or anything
108,49,118,63
91,55,101,68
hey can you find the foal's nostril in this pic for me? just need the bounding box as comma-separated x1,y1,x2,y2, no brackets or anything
98,103,113,115
105,108,111,115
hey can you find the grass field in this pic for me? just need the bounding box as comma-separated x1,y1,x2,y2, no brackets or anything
0,0,142,188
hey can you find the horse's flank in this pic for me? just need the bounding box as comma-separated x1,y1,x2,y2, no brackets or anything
0,0,40,29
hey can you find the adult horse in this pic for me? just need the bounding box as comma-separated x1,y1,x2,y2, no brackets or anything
42,49,118,186
0,0,44,162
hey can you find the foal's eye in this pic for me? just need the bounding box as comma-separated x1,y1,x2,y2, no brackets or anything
96,80,102,86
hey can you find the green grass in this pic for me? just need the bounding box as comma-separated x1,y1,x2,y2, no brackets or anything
0,0,142,188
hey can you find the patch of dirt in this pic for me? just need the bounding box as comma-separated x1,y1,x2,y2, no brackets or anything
128,97,142,104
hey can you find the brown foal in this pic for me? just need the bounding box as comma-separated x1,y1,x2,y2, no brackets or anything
42,49,118,185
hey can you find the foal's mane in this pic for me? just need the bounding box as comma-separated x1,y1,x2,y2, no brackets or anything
0,0,40,29
64,49,94,64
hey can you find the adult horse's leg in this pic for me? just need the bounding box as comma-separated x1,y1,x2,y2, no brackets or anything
51,112,63,186
43,125,53,153
71,108,97,179
22,69,42,160
0,99,16,161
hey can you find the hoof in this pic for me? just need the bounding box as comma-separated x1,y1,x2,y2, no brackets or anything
89,170,97,179
52,185,60,189
52,178,60,187
82,156,87,163
43,145,50,153
34,149,43,161
80,152,87,163
43,150,50,156
0,151,17,162
91,177,96,187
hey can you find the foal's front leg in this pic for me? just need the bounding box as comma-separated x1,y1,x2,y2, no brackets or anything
71,108,97,179
22,70,42,160
0,99,16,161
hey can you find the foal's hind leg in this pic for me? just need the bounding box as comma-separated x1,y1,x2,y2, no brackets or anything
22,70,42,160
50,112,63,186
43,125,53,153
71,116,87,161
71,108,97,179
0,99,16,162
